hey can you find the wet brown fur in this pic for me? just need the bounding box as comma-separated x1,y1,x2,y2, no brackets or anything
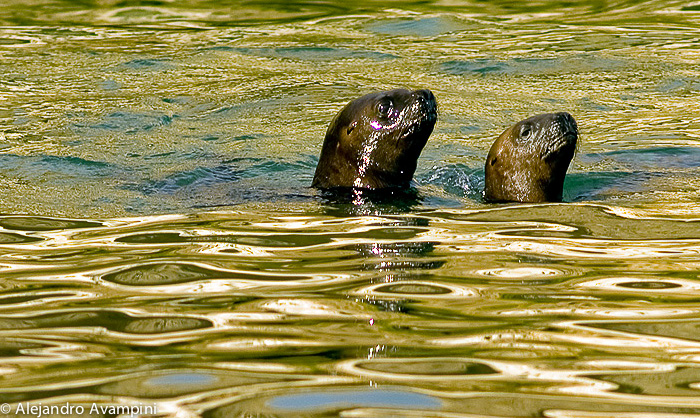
312,89,437,189
484,112,578,203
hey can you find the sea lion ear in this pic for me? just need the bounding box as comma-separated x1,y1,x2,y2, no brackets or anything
346,121,357,136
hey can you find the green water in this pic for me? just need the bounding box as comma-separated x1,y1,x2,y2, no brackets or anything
2,0,700,417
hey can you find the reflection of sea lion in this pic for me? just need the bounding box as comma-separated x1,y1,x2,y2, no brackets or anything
484,112,578,203
312,89,437,189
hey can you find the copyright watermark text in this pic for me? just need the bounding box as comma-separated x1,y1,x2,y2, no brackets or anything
2,402,158,417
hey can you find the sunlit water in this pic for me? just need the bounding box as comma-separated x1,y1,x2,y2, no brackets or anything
2,0,700,417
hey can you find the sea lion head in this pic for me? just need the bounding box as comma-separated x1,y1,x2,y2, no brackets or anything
312,88,437,189
484,112,578,203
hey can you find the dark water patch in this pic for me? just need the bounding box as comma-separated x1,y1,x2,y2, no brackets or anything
73,111,172,135
0,216,102,231
656,77,700,94
590,319,700,343
0,232,43,244
38,156,113,177
137,166,241,195
0,154,116,180
103,263,231,285
139,151,176,160
578,146,700,169
0,37,32,46
594,367,700,397
564,170,655,201
161,96,220,120
133,160,307,196
355,359,497,376
0,292,78,306
231,134,263,141
97,79,120,90
0,339,46,358
566,148,700,200
174,134,264,146
441,55,625,76
173,295,257,308
162,96,194,105
577,96,614,111
106,58,175,72
123,316,211,334
203,92,333,125
442,58,519,76
232,159,308,179
418,194,465,209
456,124,483,134
617,280,682,289
0,310,211,334
369,282,455,295
219,46,398,61
367,16,475,37
102,259,331,285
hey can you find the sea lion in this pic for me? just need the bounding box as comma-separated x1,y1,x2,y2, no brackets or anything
312,88,437,189
484,112,578,203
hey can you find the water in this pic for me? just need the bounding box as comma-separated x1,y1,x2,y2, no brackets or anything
2,0,700,416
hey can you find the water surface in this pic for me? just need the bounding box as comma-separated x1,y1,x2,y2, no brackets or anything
2,0,700,417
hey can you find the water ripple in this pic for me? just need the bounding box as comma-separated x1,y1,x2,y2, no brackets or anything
2,1,700,416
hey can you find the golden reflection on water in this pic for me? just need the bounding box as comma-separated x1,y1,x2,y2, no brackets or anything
3,0,700,416
0,204,699,416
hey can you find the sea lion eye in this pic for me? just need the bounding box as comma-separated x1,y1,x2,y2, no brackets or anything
377,99,393,118
346,121,356,135
520,126,532,139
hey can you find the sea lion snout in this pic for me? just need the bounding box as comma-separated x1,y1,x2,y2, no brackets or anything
415,89,438,121
555,112,578,136
541,112,578,160
553,112,578,144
